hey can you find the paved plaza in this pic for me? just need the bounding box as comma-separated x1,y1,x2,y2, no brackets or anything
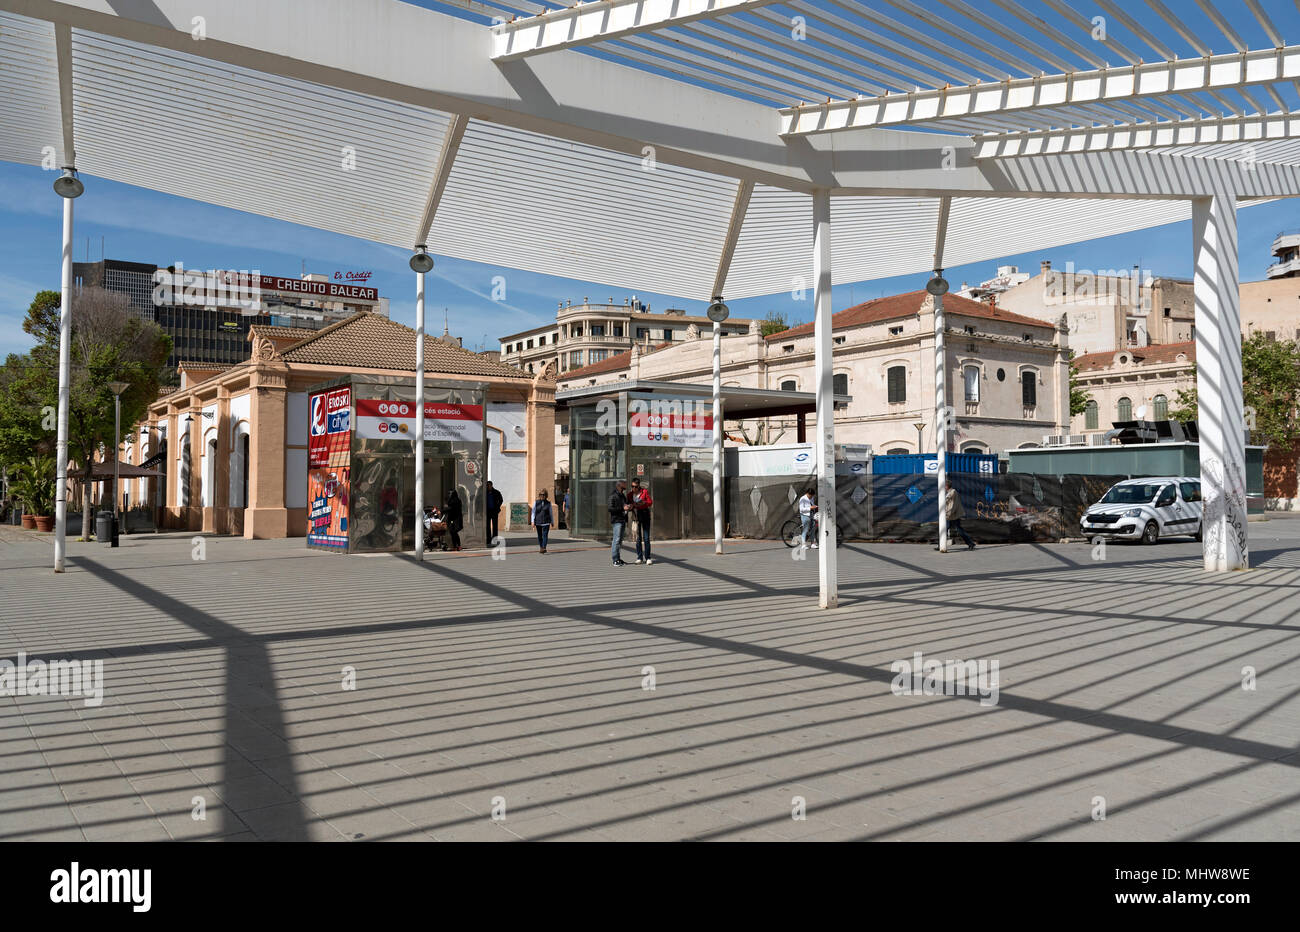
2,520,1299,842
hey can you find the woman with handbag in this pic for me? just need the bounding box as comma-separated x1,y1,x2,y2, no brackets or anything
531,489,554,554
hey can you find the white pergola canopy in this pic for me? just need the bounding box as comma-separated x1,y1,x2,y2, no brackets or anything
4,0,1280,589
1,0,1298,298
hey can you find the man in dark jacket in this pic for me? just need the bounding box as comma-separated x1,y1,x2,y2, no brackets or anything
445,488,464,551
485,481,503,544
608,480,630,566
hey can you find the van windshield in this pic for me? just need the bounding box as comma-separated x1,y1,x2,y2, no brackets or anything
1098,483,1163,505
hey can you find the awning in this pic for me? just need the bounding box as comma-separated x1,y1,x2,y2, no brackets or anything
69,460,163,480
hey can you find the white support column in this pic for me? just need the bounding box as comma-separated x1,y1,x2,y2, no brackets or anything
932,197,952,554
712,319,723,554
54,195,73,572
1193,194,1249,572
935,289,948,553
414,268,426,560
812,188,837,609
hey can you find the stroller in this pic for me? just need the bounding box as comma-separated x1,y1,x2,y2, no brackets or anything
422,506,449,551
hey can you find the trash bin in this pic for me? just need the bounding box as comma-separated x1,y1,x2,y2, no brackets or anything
96,510,114,542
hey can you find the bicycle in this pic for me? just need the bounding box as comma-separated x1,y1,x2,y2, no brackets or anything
781,513,844,549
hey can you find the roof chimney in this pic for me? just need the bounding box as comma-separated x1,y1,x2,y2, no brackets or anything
1040,260,1052,274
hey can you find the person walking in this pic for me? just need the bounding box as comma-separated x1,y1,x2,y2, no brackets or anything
797,487,818,549
485,480,503,544
531,489,553,553
561,489,571,530
944,480,976,551
628,477,654,564
608,479,631,566
444,487,464,551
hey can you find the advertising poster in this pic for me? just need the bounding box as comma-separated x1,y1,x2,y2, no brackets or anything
354,399,484,442
307,386,352,549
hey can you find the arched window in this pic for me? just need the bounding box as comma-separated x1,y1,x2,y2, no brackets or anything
963,365,980,403
887,365,907,403
1021,369,1037,406
1117,396,1132,421
780,379,797,392
887,447,909,455
832,373,848,396
1153,393,1168,420
1085,400,1099,430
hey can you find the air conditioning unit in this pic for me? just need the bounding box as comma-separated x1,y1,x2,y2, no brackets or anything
1088,433,1111,446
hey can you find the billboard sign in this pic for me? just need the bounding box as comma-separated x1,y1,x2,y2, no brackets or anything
354,399,484,442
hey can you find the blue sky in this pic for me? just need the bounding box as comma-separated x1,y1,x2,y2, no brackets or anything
1,159,1295,359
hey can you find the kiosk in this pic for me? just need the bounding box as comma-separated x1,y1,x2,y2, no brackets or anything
305,374,487,553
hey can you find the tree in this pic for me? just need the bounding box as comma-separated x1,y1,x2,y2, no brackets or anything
1067,349,1091,417
759,311,790,337
1169,335,1300,447
0,288,171,539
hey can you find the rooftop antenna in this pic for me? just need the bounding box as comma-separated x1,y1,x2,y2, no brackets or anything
443,307,449,338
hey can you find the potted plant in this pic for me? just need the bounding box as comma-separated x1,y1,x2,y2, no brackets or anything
13,455,55,532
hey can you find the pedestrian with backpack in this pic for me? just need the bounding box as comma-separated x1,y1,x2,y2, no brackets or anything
531,489,554,554
628,477,654,564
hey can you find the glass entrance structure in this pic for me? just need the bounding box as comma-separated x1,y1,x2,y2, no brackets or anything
305,374,487,553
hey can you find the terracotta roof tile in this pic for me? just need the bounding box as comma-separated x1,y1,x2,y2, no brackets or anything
765,291,1056,341
248,324,320,347
279,312,529,379
1073,341,1197,372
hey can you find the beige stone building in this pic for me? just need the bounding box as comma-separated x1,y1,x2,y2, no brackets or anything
124,313,554,538
500,297,756,376
555,290,1070,464
1068,342,1197,439
991,260,1195,355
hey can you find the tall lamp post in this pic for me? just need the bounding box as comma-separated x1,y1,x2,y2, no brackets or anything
53,167,84,572
707,296,729,555
410,246,434,560
107,381,129,548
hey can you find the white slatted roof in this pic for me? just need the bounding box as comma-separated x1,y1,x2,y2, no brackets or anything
1,0,1298,301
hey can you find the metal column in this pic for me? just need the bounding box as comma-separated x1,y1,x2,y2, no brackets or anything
1192,194,1248,571
932,197,952,554
54,196,73,571
712,319,723,554
414,267,426,559
812,189,837,609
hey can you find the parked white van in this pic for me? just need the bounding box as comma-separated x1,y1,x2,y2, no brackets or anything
1080,477,1203,544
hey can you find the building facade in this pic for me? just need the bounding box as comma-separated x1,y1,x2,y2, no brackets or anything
500,297,756,376
127,313,554,539
76,259,390,369
1068,342,1197,439
555,290,1070,468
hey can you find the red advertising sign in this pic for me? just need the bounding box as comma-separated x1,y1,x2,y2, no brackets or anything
355,399,483,442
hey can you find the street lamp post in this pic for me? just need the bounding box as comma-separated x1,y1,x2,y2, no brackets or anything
108,381,129,548
410,247,434,560
53,167,83,572
707,296,729,555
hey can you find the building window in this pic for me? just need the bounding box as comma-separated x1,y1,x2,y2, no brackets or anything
526,339,533,349
833,336,846,345
559,423,569,436
832,373,848,396
963,366,980,403
1085,400,1099,430
1117,396,1132,421
889,325,904,336
780,379,797,392
613,325,623,337
1153,393,1168,420
636,327,649,339
663,329,673,340
538,335,546,346
568,351,584,369
1163,307,1172,318
1021,370,1037,407
783,344,795,353
588,349,608,364
887,447,908,455
591,325,605,337
887,365,906,404
572,326,582,337
996,368,1006,382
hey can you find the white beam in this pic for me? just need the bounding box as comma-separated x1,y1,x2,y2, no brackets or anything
973,113,1300,158
711,179,752,299
780,46,1300,135
414,113,469,245
54,21,74,165
491,0,780,61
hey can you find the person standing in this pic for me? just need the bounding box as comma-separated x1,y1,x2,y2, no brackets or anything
531,489,553,554
444,487,463,551
944,480,976,551
561,489,571,530
628,477,654,564
797,487,818,549
485,480,503,544
608,479,630,566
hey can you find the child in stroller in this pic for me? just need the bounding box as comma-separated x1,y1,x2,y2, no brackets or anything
422,505,449,551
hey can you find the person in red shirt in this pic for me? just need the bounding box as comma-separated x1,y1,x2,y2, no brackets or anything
628,477,654,565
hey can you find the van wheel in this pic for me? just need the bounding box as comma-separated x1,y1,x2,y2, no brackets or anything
1141,521,1160,545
